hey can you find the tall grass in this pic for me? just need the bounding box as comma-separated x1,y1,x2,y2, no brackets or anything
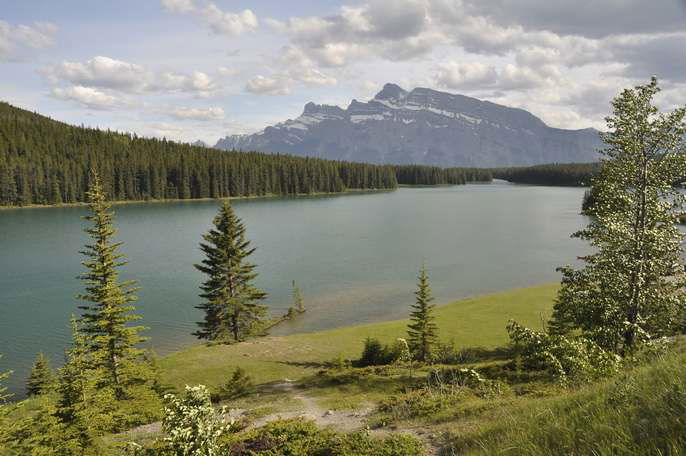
451,347,686,455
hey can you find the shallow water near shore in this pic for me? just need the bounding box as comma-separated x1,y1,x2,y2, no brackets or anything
0,182,589,397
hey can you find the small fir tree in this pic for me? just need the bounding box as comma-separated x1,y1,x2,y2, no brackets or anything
407,265,438,362
292,280,305,313
26,352,55,396
195,201,268,342
550,78,686,353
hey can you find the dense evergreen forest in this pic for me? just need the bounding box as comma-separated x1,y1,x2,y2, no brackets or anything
0,102,400,207
0,102,498,207
493,162,601,186
394,165,492,185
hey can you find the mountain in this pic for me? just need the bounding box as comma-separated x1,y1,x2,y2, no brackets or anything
215,83,602,167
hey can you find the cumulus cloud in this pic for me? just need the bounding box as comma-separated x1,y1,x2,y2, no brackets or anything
161,0,258,36
45,56,219,96
50,85,130,110
435,61,559,91
245,75,291,96
169,106,225,121
0,20,58,61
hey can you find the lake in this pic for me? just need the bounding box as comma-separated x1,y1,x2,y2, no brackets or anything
0,182,589,397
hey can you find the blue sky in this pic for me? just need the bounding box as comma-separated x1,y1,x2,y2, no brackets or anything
2,0,686,144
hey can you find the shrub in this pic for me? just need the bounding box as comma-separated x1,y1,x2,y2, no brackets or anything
216,367,255,401
162,385,236,456
356,338,405,367
507,320,621,384
223,418,424,455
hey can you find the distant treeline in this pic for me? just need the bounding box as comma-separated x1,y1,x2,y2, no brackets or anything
394,165,492,185
493,162,602,186
0,102,399,207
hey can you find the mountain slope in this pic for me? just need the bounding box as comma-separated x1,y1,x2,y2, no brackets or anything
216,83,602,167
0,101,397,207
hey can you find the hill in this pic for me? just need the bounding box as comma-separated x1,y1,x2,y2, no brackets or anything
0,101,398,208
216,83,603,167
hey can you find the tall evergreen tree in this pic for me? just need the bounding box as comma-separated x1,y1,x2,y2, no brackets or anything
195,201,268,342
77,171,153,401
550,78,686,353
407,265,438,362
26,352,55,397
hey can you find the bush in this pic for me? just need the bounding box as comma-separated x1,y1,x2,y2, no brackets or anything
507,320,621,384
161,385,236,456
215,367,255,401
222,418,424,455
356,338,405,367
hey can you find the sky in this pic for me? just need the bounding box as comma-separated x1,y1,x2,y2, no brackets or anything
2,0,686,144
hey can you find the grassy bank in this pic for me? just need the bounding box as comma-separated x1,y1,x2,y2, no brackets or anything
159,283,558,393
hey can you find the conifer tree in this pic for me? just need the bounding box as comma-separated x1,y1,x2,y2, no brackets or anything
26,352,55,397
550,78,686,353
407,265,438,362
77,171,152,399
292,280,305,313
0,355,11,406
195,201,267,342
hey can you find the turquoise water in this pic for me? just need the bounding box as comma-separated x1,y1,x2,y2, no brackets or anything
0,182,589,397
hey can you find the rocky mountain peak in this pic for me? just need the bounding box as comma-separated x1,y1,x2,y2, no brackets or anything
374,83,408,102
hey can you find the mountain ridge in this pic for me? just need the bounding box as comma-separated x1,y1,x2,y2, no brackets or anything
215,83,602,167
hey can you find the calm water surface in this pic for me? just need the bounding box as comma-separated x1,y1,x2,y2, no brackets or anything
0,182,589,396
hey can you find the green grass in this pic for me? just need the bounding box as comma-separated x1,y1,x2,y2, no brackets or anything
159,283,558,393
452,345,686,455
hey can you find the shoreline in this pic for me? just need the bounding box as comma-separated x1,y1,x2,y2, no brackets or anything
0,187,396,211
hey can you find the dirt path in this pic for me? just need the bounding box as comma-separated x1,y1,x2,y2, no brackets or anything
250,381,372,432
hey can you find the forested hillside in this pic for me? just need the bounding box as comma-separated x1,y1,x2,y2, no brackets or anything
493,162,601,186
0,102,399,207
394,165,492,185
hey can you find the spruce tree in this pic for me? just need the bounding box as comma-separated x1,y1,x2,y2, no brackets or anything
77,171,151,399
195,201,267,342
26,352,55,396
407,265,438,362
292,280,305,313
550,78,686,353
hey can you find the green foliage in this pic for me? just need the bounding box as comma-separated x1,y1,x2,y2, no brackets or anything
221,418,424,455
493,162,601,186
460,348,686,455
292,280,305,314
216,367,255,401
507,320,621,385
356,337,405,367
0,101,398,207
394,165,492,185
407,265,438,362
161,385,236,456
550,78,686,353
26,352,55,397
194,201,268,342
77,172,156,401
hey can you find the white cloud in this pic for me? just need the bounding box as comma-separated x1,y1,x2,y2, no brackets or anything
45,56,219,96
435,61,558,91
0,20,57,61
245,75,291,96
50,85,129,110
169,106,225,121
161,0,258,36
